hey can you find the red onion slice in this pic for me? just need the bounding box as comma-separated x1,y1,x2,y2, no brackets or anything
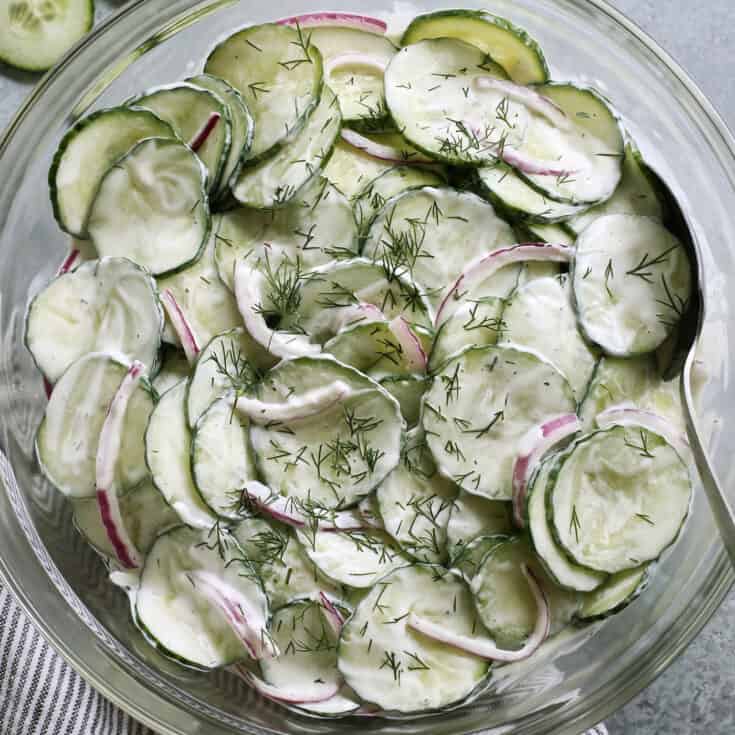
512,414,581,528
277,12,387,34
189,112,221,153
388,316,427,372
407,565,550,662
57,248,81,276
501,147,578,177
435,243,572,327
234,665,340,704
95,361,146,569
340,128,434,165
316,591,345,635
160,288,200,364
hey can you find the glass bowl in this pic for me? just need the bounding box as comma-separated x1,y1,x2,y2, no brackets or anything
0,1,733,733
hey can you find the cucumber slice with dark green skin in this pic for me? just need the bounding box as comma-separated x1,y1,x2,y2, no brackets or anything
152,346,191,395
572,214,692,356
550,426,691,574
49,107,175,237
446,491,513,563
232,85,341,209
25,257,163,384
422,345,576,500
376,374,426,428
36,353,155,498
576,565,649,622
338,564,489,713
521,222,576,247
87,138,210,276
249,355,403,508
0,0,92,71
322,138,393,199
401,9,548,85
131,82,231,193
450,534,509,583
205,23,324,164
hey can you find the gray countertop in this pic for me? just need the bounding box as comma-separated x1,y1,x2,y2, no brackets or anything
1,2,733,733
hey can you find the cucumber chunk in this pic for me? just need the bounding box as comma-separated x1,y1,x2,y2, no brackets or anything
577,565,649,621
37,353,155,498
145,380,215,528
401,9,548,85
0,0,93,72
26,257,163,384
205,23,324,163
249,356,403,507
550,426,691,573
87,138,210,276
422,345,576,500
49,107,175,237
573,214,692,355
232,85,341,209
338,565,489,713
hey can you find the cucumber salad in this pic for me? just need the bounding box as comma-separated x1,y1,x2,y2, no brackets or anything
28,8,695,717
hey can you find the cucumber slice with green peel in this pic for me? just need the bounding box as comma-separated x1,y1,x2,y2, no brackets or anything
187,328,275,429
577,565,649,622
249,355,404,508
579,354,685,431
157,225,243,352
362,187,515,311
214,177,358,291
385,38,521,166
205,23,324,164
376,374,426,428
87,138,210,276
25,257,163,384
500,275,598,400
550,425,691,574
323,138,393,199
191,395,258,520
450,534,509,583
338,564,489,713
36,353,155,498
187,74,254,198
0,0,93,72
296,526,407,588
135,524,269,669
152,347,191,395
523,222,576,247
132,83,231,192
231,85,341,209
526,458,606,592
376,427,457,564
145,380,215,528
573,214,692,356
49,107,175,237
471,536,580,645
354,166,444,238
307,26,397,127
72,478,179,560
422,345,576,500
446,491,513,562
569,144,665,235
401,10,548,85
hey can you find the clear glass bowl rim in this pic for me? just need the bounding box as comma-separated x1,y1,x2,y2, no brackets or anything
0,1,734,733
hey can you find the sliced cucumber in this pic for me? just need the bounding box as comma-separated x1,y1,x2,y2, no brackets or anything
401,9,548,85
232,85,341,209
249,356,403,507
191,395,258,520
522,222,576,247
450,534,509,583
338,565,489,713
376,427,457,564
322,138,393,199
72,478,179,559
308,26,397,126
36,353,154,498
152,347,191,395
577,565,649,621
422,345,575,500
187,74,254,198
25,257,163,384
49,107,175,237
136,525,268,669
156,225,242,351
0,0,93,72
446,491,512,562
145,380,215,528
214,177,358,290
87,138,210,276
550,426,691,574
526,458,606,592
573,214,691,355
500,275,597,400
132,82,231,192
186,328,274,429
362,187,515,311
377,374,426,428
205,23,324,163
